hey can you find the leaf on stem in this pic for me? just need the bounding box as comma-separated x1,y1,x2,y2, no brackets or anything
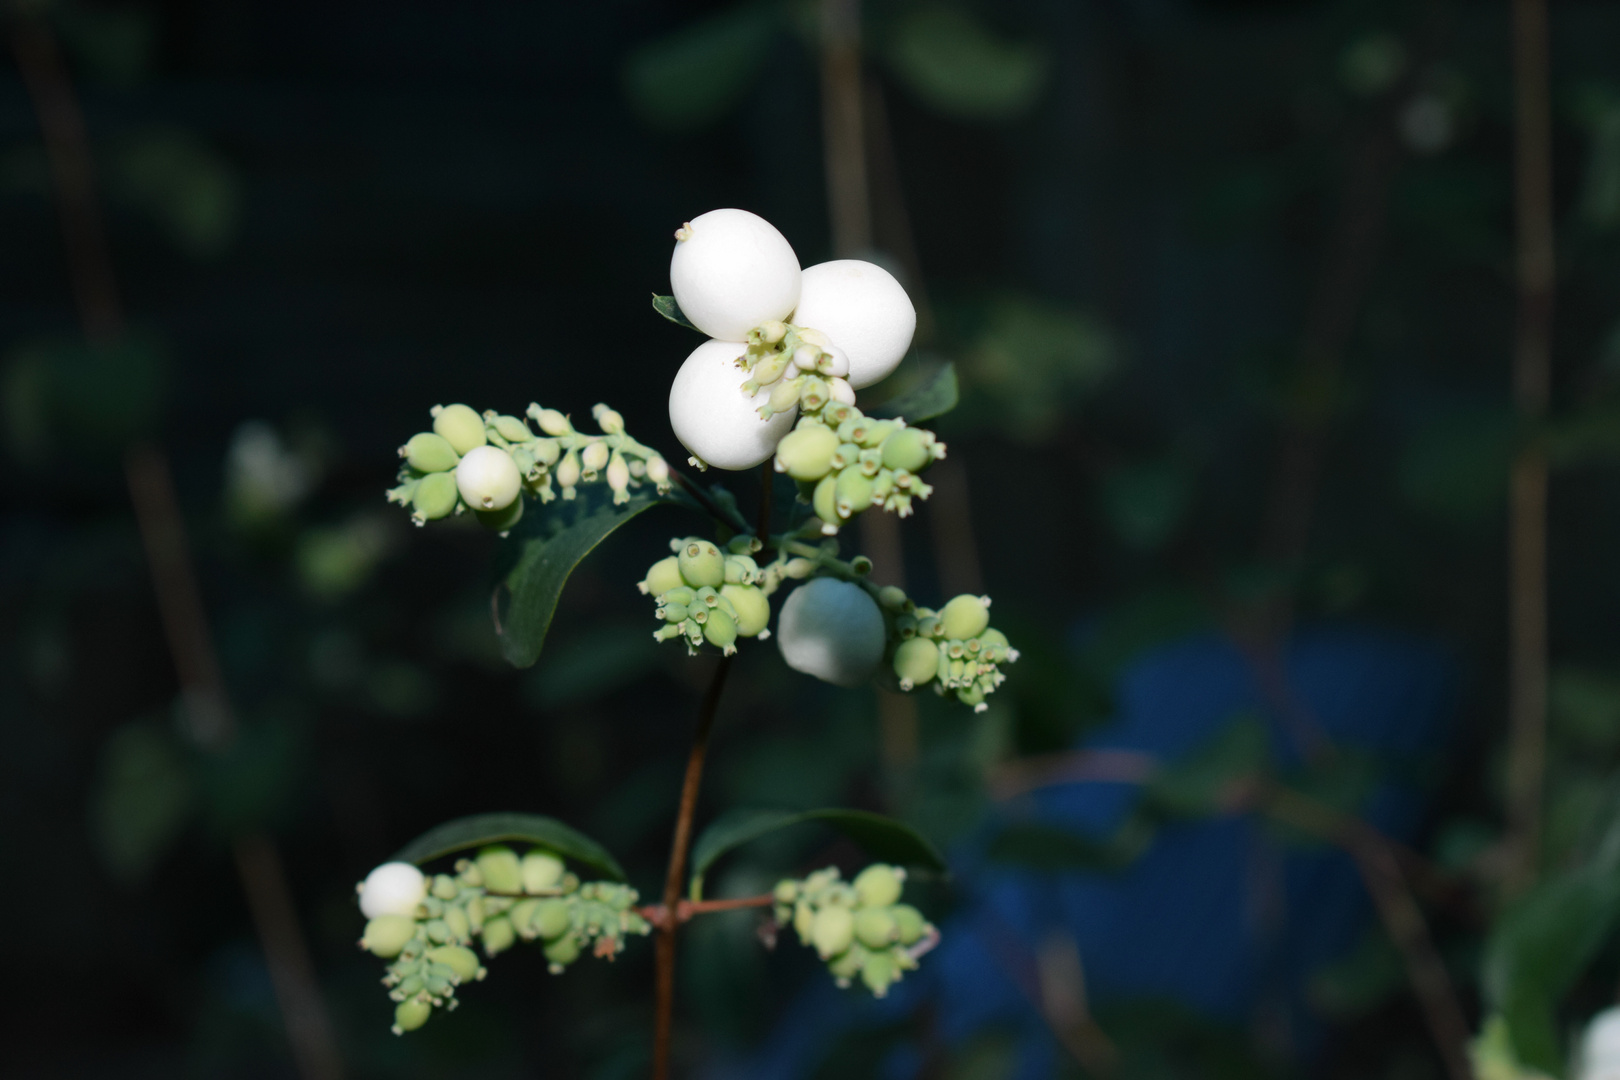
392,811,627,882
688,807,947,900
869,361,959,422
651,294,701,332
492,488,667,668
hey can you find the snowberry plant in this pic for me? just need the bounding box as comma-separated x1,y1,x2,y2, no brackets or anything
360,209,1011,1071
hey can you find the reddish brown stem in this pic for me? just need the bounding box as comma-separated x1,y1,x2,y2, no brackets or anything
639,894,775,928
652,656,734,1080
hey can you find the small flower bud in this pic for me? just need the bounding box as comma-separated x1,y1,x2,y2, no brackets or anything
581,440,610,476
532,438,561,466
412,471,459,522
877,585,908,612
556,450,581,491
544,933,581,971
760,320,788,344
752,352,791,387
393,996,432,1034
361,915,418,958
939,595,992,641
402,432,460,473
767,376,803,415
606,453,631,499
645,455,670,485
828,378,857,405
784,557,816,579
432,403,487,454
491,414,532,443
853,864,904,908
533,408,571,437
830,442,861,471
818,345,851,378
592,404,624,434
774,879,800,904
678,538,725,587
799,377,831,412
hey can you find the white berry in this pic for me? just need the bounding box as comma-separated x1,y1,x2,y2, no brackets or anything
790,260,916,389
669,338,797,470
776,577,886,688
1580,1008,1620,1079
359,861,427,919
670,209,801,341
455,445,521,510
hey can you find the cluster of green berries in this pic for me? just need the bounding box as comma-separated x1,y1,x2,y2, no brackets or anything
737,321,857,419
772,393,946,534
773,864,936,999
388,401,672,533
886,591,1018,713
639,535,781,655
356,846,649,1035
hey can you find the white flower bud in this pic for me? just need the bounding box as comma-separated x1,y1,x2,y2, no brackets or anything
669,339,797,470
791,261,917,389
670,209,801,341
581,440,610,475
454,445,522,511
818,345,851,378
645,454,669,484
777,578,885,688
360,861,427,919
828,377,857,405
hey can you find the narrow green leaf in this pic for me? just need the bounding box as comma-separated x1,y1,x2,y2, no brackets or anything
492,488,666,668
688,807,947,899
392,811,626,882
870,361,958,422
651,294,701,332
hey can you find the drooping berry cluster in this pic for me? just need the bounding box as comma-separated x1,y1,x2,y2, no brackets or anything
775,398,946,533
355,849,651,1035
639,536,777,655
389,402,671,532
774,864,937,998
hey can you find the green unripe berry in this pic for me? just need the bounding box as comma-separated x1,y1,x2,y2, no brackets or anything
443,905,470,943
532,408,570,436
812,473,839,527
720,584,771,637
522,850,566,893
660,602,690,623
507,899,540,938
774,879,800,904
939,594,991,641
361,915,418,958
880,427,932,473
812,905,855,959
891,904,927,945
543,933,581,969
853,864,905,908
877,585,909,612
957,684,986,708
828,943,866,981
476,496,523,534
723,554,760,585
491,414,531,443
835,468,874,518
831,442,862,470
412,471,459,521
433,404,487,454
893,638,940,690
861,950,900,997
480,915,515,957
678,538,725,588
642,556,684,597
393,996,432,1034
532,898,572,940
854,907,898,949
424,918,451,944
476,846,523,895
426,945,481,982
793,901,815,942
403,432,460,473
860,420,897,449
776,424,840,481
704,607,738,652
431,874,459,901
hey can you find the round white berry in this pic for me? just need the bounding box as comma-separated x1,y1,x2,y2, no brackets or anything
359,861,427,919
455,445,522,511
1580,1008,1620,1078
669,338,797,470
670,209,801,341
776,577,886,688
790,260,916,389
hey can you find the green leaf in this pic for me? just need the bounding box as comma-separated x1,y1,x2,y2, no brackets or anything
1143,716,1272,818
492,488,667,668
392,812,626,882
883,9,1051,123
90,718,194,882
870,361,958,422
1482,862,1620,1073
622,5,779,131
651,294,701,332
688,807,947,899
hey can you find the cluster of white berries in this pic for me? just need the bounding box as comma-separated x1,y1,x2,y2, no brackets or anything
388,402,671,533
354,850,650,1034
666,209,918,472
773,864,937,998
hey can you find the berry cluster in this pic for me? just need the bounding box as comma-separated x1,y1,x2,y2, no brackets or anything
666,209,917,472
389,402,671,532
888,593,1019,711
773,864,937,998
355,849,651,1034
775,399,945,533
639,536,777,655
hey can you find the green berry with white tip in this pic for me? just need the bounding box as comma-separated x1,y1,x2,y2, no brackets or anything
544,933,581,970
704,607,738,653
939,594,992,640
893,637,939,690
433,404,487,454
361,915,419,958
776,423,840,481
812,905,855,959
476,846,523,894
412,471,459,521
641,556,684,596
426,945,481,982
522,850,566,893
861,949,900,997
507,899,540,938
880,427,933,472
721,583,771,637
891,904,927,945
835,468,874,518
854,907,898,949
480,915,515,956
402,432,460,473
678,538,725,587
393,996,432,1034
532,898,572,940
812,473,839,528
853,864,905,908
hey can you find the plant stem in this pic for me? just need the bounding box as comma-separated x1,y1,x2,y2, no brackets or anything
652,655,735,1080
1506,0,1555,898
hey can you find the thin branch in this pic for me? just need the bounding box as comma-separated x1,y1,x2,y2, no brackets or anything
640,893,775,928
652,655,735,1080
1505,0,1555,898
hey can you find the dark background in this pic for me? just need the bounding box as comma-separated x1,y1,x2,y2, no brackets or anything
6,0,1620,1077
